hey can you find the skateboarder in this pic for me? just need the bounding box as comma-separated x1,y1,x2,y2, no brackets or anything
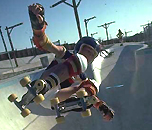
28,3,101,96
116,29,124,43
27,3,114,121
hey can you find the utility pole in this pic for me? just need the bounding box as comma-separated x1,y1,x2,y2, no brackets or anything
98,21,115,44
141,23,150,42
84,16,96,36
5,22,23,67
50,0,82,39
30,38,36,56
91,32,98,37
125,31,132,37
124,30,132,42
0,26,14,72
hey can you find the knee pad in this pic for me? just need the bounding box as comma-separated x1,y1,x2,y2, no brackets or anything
63,54,88,77
63,55,82,77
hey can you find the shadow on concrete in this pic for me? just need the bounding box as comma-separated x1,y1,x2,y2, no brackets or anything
27,56,36,64
50,45,148,130
98,45,152,130
27,103,56,117
0,67,14,69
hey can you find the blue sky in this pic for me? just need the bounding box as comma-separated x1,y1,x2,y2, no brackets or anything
0,0,152,52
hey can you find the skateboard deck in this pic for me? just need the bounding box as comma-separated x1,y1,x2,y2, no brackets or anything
8,76,45,117
50,89,98,124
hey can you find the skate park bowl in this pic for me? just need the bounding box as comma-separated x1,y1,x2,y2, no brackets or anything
1,42,152,130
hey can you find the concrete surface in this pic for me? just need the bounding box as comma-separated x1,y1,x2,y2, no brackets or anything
1,42,152,130
0,53,55,80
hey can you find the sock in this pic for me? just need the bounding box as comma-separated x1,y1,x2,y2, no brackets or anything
45,73,60,89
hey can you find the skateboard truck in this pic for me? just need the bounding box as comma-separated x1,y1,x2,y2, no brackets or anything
8,93,31,117
50,88,98,124
8,76,45,117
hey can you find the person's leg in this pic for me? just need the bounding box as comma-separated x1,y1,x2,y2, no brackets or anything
41,63,70,83
39,55,82,94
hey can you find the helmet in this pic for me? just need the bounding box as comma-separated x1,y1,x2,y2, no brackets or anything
74,36,100,54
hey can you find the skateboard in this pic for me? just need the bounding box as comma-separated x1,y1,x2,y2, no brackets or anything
120,43,123,46
8,76,46,117
50,88,98,124
100,50,114,58
107,51,114,57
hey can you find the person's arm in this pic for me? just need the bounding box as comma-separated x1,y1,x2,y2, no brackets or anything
28,3,66,58
54,77,95,103
55,85,79,102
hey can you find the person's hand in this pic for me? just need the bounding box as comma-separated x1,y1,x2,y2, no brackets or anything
28,3,44,23
103,109,114,121
99,102,114,121
28,3,47,30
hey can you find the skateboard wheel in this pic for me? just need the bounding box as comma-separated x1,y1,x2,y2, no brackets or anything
76,89,87,98
88,96,98,105
56,116,65,124
33,94,45,104
50,97,60,106
21,108,31,118
8,94,18,102
81,109,91,117
34,79,46,91
20,76,31,87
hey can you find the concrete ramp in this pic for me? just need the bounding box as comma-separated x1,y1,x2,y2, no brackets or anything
1,42,152,130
